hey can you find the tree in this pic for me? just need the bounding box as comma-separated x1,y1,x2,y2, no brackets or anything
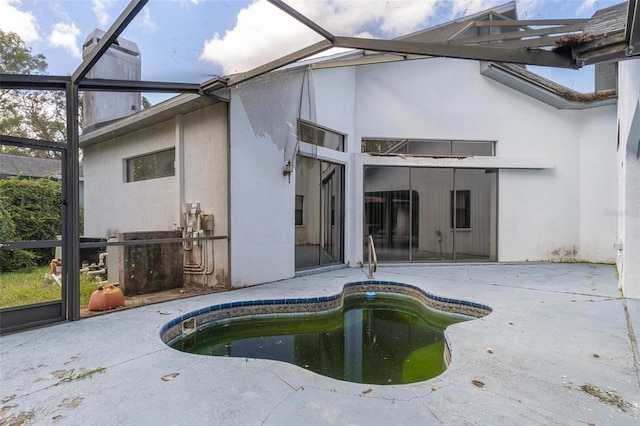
0,31,47,74
142,96,152,110
0,30,68,158
0,177,61,270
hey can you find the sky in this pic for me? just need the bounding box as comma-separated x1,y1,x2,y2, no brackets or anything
0,0,626,97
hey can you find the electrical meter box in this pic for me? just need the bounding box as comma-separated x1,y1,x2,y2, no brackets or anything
201,214,214,231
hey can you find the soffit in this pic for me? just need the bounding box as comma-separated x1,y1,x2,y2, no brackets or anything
481,62,617,110
79,94,221,147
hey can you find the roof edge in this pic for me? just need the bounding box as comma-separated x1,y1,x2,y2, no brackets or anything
80,93,222,147
481,62,617,109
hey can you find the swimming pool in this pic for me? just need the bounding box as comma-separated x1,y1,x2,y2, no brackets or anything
161,281,492,385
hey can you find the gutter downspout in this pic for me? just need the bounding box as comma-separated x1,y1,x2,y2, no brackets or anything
176,114,185,228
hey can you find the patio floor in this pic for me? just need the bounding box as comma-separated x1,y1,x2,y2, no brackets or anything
1,263,639,425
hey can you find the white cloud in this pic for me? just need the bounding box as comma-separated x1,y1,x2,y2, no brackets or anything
576,0,597,16
92,0,116,27
200,0,314,74
0,0,40,43
48,22,81,58
514,0,542,19
173,0,202,6
200,0,443,75
449,0,504,18
198,0,609,76
136,7,158,32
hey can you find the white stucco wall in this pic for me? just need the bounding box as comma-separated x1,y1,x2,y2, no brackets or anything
578,105,618,263
83,102,228,240
617,58,640,298
229,70,305,287
181,104,229,238
306,67,359,265
348,58,616,263
84,120,177,237
228,56,617,287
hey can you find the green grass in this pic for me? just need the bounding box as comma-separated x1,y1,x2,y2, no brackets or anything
0,266,99,309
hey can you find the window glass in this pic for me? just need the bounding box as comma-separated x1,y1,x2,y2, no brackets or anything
295,156,344,270
361,139,408,154
295,195,303,226
364,167,412,262
297,120,344,151
451,190,471,229
453,169,497,261
407,140,451,155
364,167,496,263
126,148,175,182
362,139,495,157
452,141,494,156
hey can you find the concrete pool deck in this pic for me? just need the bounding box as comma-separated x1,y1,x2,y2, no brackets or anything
1,263,639,425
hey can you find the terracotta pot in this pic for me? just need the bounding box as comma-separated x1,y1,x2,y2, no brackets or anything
88,285,124,311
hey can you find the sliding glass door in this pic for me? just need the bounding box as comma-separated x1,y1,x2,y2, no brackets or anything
295,156,344,270
364,167,497,263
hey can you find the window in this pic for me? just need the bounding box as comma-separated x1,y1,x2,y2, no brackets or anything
295,195,303,226
362,138,494,156
451,190,471,229
126,148,175,182
297,120,344,151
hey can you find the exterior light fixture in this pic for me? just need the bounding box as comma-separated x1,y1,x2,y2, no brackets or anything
283,160,293,183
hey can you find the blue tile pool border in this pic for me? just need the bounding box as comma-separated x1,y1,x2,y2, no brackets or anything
159,280,492,345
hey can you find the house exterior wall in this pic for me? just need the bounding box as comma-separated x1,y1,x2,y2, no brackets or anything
227,56,617,288
83,102,230,287
84,102,228,239
302,67,357,264
617,58,640,298
84,55,619,290
347,58,616,264
83,120,177,237
229,71,305,287
181,104,230,238
578,105,618,263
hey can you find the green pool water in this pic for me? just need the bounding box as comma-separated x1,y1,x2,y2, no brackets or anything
170,293,470,385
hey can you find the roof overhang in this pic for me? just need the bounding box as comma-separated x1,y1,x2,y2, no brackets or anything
481,62,617,110
80,94,222,147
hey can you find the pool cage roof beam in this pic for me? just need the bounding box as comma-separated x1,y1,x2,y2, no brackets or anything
62,0,148,322
72,0,148,83
0,74,201,94
267,0,336,42
626,0,639,54
331,37,576,68
0,135,67,152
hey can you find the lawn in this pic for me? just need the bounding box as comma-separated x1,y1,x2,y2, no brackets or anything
0,266,99,309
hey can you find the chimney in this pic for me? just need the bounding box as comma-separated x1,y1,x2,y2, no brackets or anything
594,62,617,92
82,29,141,131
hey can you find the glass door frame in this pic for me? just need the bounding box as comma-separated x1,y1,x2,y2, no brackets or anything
295,155,345,271
363,166,497,264
320,163,345,265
